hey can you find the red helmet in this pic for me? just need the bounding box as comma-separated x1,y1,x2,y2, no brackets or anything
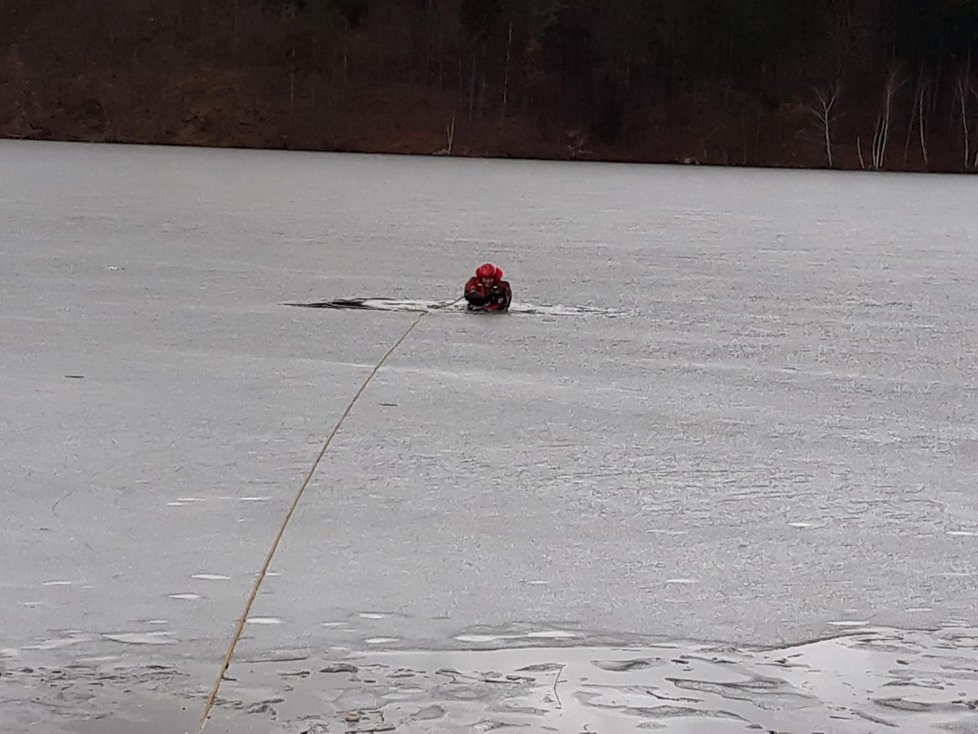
475,262,496,278
494,266,504,280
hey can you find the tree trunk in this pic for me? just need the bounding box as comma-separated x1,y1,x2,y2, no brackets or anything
957,78,970,169
872,70,901,170
810,84,840,168
918,79,929,166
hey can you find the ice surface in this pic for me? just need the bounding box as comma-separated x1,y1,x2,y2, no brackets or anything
2,140,977,731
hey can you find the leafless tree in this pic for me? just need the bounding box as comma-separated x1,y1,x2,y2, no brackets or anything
903,68,931,166
809,82,843,167
871,68,905,170
953,52,978,170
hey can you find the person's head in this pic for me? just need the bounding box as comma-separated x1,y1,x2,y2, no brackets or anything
475,262,498,286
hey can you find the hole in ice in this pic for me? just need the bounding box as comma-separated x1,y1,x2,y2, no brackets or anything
246,617,284,625
191,573,230,581
827,620,869,627
41,581,72,586
664,578,698,584
364,637,400,644
169,593,201,600
359,612,391,619
283,298,627,318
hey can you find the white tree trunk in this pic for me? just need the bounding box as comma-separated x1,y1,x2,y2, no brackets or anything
810,83,841,168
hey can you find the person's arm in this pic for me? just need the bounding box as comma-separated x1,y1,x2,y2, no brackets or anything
464,277,488,306
497,281,512,310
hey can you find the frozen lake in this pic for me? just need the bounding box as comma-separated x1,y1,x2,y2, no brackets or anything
2,140,977,732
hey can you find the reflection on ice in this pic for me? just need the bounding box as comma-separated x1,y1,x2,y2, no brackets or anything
272,625,978,733
36,624,959,732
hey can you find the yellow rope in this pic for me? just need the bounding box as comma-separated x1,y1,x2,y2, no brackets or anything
194,311,426,734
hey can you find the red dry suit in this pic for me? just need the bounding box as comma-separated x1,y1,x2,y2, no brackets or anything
464,263,512,312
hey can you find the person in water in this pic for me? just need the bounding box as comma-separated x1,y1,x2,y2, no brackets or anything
464,262,512,312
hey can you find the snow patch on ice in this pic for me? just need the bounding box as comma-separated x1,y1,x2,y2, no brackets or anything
102,631,175,645
454,629,582,644
524,630,581,639
25,635,89,650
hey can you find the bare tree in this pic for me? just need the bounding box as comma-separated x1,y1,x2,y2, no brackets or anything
809,82,842,167
871,68,904,170
446,113,456,154
972,85,978,170
953,52,978,171
903,68,931,166
955,73,970,170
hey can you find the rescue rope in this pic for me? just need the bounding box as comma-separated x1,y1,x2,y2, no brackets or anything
193,310,427,734
431,294,465,310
